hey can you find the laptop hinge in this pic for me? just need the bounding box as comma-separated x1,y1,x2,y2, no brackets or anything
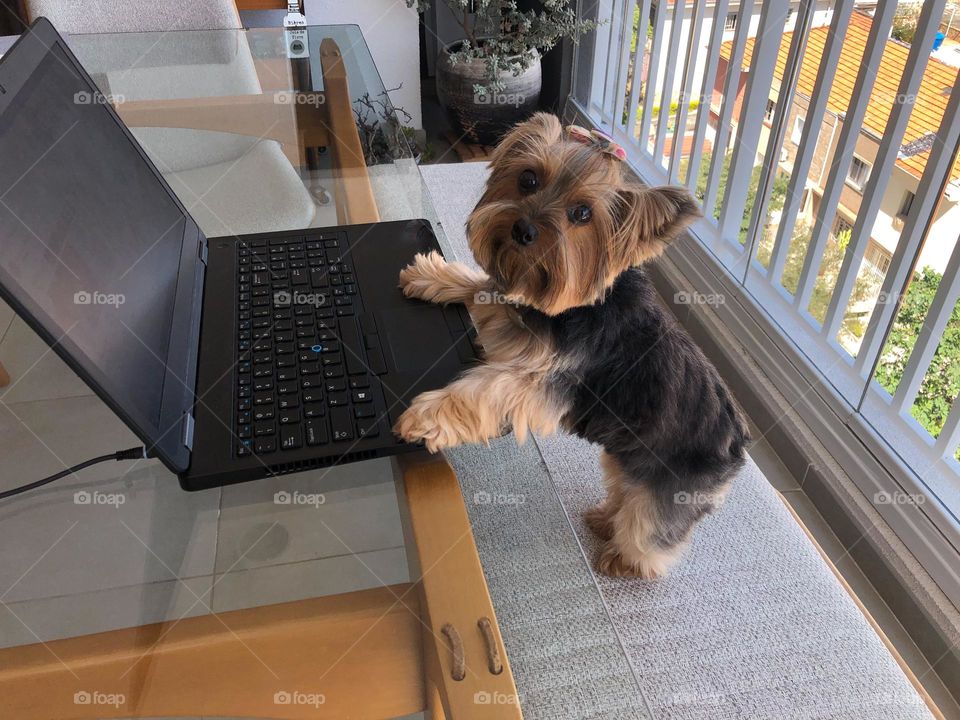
181,412,195,450
198,237,208,266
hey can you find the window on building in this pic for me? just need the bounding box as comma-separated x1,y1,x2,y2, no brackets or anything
896,190,915,220
833,216,854,240
764,99,776,123
791,116,805,144
865,240,892,276
725,12,738,31
846,156,872,191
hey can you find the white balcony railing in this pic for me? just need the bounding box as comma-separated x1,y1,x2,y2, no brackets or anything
570,0,960,600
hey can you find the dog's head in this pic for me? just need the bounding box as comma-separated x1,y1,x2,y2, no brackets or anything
466,113,700,315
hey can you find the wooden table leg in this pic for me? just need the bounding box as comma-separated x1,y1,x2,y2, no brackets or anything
398,453,524,719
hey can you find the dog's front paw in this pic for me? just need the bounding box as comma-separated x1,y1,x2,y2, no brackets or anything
398,251,447,302
393,390,464,453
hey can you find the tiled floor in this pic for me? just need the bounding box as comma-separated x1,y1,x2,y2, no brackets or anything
747,421,960,719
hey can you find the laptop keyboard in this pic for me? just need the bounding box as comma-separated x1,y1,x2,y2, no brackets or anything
233,232,389,458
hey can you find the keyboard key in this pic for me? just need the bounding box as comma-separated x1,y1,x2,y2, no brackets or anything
352,389,373,403
237,440,252,456
253,379,273,392
253,407,274,421
301,374,322,388
304,403,326,418
255,437,276,454
357,418,380,438
278,396,299,410
328,392,348,407
280,426,303,450
238,424,252,439
277,380,298,395
325,378,346,392
330,407,353,441
302,389,323,403
350,376,370,389
305,419,328,446
255,422,276,436
253,392,274,405
279,409,301,425
354,405,376,418
323,366,344,379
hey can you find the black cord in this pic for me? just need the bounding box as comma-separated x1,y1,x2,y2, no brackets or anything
0,447,145,500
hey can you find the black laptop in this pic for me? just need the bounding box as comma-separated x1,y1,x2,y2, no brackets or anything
0,18,478,490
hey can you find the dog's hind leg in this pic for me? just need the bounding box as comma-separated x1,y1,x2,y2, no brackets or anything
594,452,703,580
398,250,491,306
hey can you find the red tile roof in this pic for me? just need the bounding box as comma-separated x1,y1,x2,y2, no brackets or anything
720,11,960,182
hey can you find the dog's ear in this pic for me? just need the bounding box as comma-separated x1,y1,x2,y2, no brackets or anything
613,185,701,264
490,112,563,167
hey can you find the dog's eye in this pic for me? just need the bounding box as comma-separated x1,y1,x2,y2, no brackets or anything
568,204,593,225
518,169,539,193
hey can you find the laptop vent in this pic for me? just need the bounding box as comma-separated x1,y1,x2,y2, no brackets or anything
266,450,379,476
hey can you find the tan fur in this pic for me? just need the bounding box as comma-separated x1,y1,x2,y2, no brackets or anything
393,113,704,579
396,251,567,451
591,452,690,580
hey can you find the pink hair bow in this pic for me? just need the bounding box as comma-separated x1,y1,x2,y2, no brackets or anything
565,124,627,161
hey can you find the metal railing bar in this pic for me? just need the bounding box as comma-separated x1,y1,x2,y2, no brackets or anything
892,229,960,414
668,0,709,184
683,0,729,193
702,0,755,221
766,0,857,287
717,0,792,245
738,0,816,284
637,0,669,154
653,0,689,165
612,0,639,131
625,0,654,145
853,77,960,386
821,0,948,341
792,1,898,313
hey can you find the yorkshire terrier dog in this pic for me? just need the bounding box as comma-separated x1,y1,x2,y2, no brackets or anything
394,113,749,579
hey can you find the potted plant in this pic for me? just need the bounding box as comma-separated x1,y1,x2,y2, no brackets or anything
353,87,420,165
407,0,599,145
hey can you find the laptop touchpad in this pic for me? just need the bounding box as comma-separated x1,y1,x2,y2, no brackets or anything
378,306,457,374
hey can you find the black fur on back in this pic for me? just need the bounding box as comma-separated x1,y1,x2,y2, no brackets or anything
519,267,750,546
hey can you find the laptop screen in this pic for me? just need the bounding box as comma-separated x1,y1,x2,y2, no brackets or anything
0,43,185,427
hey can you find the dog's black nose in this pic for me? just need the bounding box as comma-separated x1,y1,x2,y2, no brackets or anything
511,219,538,246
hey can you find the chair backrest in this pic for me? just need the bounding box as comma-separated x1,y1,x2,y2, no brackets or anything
24,0,241,34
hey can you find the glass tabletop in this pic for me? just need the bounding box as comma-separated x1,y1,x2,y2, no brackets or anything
0,24,645,718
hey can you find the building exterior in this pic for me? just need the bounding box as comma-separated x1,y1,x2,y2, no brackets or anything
715,10,960,279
